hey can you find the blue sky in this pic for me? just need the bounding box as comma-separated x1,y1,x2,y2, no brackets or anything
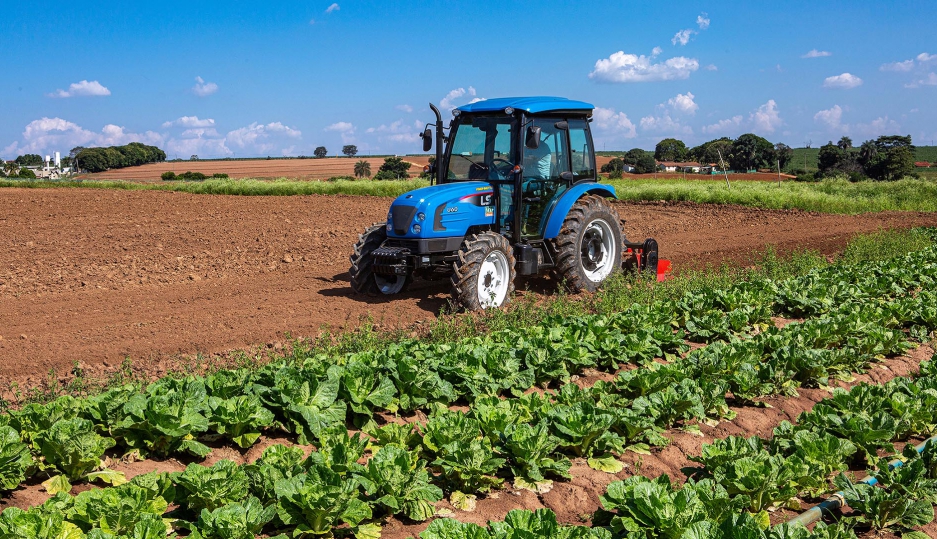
2,0,936,160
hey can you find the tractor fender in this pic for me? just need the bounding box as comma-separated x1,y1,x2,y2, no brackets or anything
542,183,618,239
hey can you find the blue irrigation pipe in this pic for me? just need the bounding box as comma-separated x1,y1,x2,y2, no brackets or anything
784,434,937,528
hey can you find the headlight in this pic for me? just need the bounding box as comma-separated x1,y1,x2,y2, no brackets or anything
386,224,392,232
416,212,425,222
412,224,421,234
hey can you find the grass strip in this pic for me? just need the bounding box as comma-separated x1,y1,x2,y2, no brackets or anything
608,177,937,214
4,175,937,213
0,178,427,198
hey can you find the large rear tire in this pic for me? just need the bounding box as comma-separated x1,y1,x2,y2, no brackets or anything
451,232,516,310
349,223,410,295
554,194,623,293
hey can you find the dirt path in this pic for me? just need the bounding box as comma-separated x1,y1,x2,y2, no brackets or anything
2,188,936,383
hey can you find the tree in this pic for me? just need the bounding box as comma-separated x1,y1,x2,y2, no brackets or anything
374,156,411,180
859,135,914,181
622,148,647,166
14,154,43,167
730,134,774,171
2,161,17,176
654,138,687,162
354,160,371,178
314,146,328,158
17,168,36,179
342,145,358,157
689,138,734,166
817,142,844,175
773,143,794,170
69,146,86,160
190,154,199,161
837,136,853,151
633,151,658,174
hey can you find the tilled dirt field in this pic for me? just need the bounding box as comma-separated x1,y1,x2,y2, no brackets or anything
2,187,936,385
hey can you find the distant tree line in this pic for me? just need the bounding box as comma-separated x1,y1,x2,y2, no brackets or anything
817,135,916,181
74,143,167,173
600,134,795,178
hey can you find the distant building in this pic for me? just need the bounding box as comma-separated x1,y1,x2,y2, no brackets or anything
657,161,704,173
915,161,932,168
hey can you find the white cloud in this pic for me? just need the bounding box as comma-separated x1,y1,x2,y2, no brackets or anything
325,122,354,133
48,80,110,98
802,49,832,58
591,107,637,139
365,119,421,145
917,52,936,63
701,115,743,135
854,116,901,138
192,76,219,97
705,64,718,71
309,18,315,25
697,13,710,30
750,100,782,134
823,73,863,89
813,105,844,130
180,128,220,138
699,100,782,136
325,3,339,14
672,29,694,46
162,116,215,128
651,46,662,56
396,104,414,113
3,117,161,157
224,122,301,154
639,113,692,135
907,72,937,88
439,86,477,110
325,121,356,143
881,60,914,72
590,51,699,83
666,92,698,115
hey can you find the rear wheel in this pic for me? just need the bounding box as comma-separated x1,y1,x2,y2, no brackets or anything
554,194,623,293
451,232,516,310
349,223,410,295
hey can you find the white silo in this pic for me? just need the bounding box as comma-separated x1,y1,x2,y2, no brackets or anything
54,152,61,168
45,155,51,168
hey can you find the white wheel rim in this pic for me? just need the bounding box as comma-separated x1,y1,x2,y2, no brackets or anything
580,218,616,283
477,250,510,308
375,274,406,294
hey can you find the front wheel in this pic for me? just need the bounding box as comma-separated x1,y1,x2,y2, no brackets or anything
554,194,623,293
349,223,410,295
451,232,516,310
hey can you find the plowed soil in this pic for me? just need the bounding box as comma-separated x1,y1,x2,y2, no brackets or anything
2,187,936,386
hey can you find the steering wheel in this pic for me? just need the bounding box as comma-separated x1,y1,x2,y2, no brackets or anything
489,158,515,180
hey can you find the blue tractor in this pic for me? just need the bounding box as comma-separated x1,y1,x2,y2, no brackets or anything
350,96,665,310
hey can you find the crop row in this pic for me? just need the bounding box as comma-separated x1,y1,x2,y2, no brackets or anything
4,356,935,539
0,264,930,497
0,233,935,538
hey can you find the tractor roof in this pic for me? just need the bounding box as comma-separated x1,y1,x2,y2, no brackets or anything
455,96,594,115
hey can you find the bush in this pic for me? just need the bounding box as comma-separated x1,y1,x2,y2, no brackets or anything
17,168,36,179
608,169,623,180
326,176,356,182
847,171,870,183
161,171,177,181
794,172,818,182
178,171,208,182
211,173,229,179
374,157,411,180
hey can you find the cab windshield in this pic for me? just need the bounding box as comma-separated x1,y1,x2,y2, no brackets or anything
445,116,518,181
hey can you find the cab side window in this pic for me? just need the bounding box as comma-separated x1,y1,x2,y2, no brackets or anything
523,118,569,181
568,120,595,180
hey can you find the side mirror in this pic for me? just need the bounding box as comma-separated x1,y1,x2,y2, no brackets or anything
559,171,574,183
525,126,541,149
554,121,569,131
421,127,433,152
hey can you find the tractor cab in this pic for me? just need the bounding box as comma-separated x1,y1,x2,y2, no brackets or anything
349,97,666,310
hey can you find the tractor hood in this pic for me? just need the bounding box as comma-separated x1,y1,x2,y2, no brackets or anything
386,181,496,241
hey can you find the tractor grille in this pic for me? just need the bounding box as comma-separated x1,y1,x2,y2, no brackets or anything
391,205,418,235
